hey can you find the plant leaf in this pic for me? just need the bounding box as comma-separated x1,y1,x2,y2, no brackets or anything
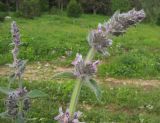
9,73,16,83
26,90,48,98
85,78,101,101
0,112,9,119
0,87,14,95
53,71,75,79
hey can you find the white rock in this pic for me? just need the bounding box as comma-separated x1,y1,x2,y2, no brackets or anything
5,16,12,20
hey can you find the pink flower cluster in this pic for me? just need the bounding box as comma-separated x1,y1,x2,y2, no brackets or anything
54,107,84,123
88,9,146,56
72,53,99,78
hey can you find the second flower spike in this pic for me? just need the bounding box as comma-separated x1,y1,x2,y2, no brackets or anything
72,53,99,78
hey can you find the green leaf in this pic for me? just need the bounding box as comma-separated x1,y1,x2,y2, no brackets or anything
0,87,14,95
85,78,102,101
26,90,48,98
9,73,16,83
53,71,75,79
0,112,9,119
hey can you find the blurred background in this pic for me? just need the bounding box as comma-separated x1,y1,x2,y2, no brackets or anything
0,0,160,123
0,0,160,23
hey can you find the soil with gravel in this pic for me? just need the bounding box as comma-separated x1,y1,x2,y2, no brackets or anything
0,62,160,88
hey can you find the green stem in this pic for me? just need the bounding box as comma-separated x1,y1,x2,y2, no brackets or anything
8,82,11,89
85,48,95,64
69,79,82,117
17,76,24,123
18,77,22,89
69,48,95,117
17,98,24,123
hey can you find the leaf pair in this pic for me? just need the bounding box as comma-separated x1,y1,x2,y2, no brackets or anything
0,87,47,98
84,78,102,101
53,72,102,101
0,87,14,95
53,71,76,79
26,90,48,99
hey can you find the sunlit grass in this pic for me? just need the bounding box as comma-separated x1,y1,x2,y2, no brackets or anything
0,77,160,123
0,14,160,79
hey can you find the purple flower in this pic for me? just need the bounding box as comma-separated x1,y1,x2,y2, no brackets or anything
11,21,20,68
98,23,102,33
54,108,84,123
72,54,99,78
72,53,83,66
104,8,146,36
16,87,28,97
5,91,18,117
11,21,21,46
9,21,27,80
72,111,85,123
88,9,145,55
54,107,70,123
88,30,112,56
5,88,30,117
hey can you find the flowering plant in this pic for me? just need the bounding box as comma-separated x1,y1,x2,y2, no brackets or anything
54,8,145,122
0,8,145,123
0,21,47,123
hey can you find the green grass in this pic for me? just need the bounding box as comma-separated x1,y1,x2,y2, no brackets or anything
0,13,160,79
0,77,160,123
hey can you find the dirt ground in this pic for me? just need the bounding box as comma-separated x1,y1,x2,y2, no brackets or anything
0,62,160,88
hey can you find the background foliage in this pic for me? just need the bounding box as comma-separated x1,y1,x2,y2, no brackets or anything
0,0,159,24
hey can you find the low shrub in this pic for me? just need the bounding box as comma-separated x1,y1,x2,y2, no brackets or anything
111,0,131,13
0,2,7,11
67,0,82,18
39,0,49,12
99,52,159,78
156,13,160,26
49,7,64,15
20,0,41,18
0,12,6,22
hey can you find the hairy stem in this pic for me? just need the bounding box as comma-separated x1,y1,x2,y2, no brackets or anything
18,76,22,89
8,82,11,89
69,48,95,117
17,76,24,123
18,98,24,123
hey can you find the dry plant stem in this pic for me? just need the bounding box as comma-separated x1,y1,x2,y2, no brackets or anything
69,48,95,117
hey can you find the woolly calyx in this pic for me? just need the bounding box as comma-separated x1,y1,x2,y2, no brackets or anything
72,53,99,78
88,9,145,56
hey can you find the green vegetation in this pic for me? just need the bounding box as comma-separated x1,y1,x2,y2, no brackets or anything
111,0,131,12
0,77,159,123
0,2,7,12
0,12,6,22
140,0,160,23
156,14,160,26
0,14,160,79
67,0,82,18
19,0,48,18
0,1,160,122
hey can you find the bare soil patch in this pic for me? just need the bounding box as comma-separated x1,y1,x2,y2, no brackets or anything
0,62,159,88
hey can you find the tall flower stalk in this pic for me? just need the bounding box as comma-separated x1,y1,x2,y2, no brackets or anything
9,21,28,122
0,21,47,123
54,8,146,121
9,21,27,89
69,48,96,116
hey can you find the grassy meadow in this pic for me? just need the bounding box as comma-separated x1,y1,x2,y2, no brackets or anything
0,13,160,123
0,78,160,123
0,13,160,79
